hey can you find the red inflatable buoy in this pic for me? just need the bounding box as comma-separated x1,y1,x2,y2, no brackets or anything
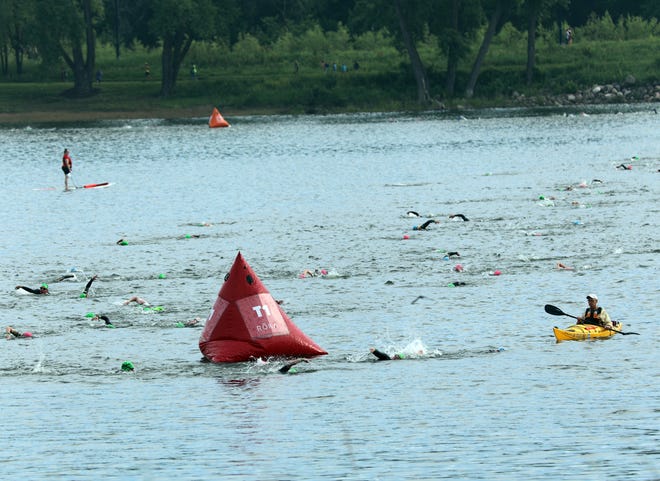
199,252,327,362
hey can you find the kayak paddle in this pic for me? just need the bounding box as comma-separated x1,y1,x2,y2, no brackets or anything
544,304,639,335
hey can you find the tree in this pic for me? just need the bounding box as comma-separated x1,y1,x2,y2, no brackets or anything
523,0,568,85
35,0,100,96
393,0,430,104
129,0,219,97
465,0,519,98
431,0,482,97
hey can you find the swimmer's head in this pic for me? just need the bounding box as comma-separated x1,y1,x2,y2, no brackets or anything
23,332,33,338
40,284,49,293
79,292,87,298
412,225,418,231
121,361,134,371
320,269,328,276
393,353,405,360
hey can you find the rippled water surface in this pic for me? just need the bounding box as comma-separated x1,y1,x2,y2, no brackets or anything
1,106,659,480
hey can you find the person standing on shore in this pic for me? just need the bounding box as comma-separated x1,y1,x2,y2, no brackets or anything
62,148,73,190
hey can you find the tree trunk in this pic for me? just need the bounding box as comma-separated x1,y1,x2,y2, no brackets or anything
1,44,8,75
160,32,193,98
393,0,430,104
445,0,460,96
526,1,540,85
465,0,505,98
62,0,96,96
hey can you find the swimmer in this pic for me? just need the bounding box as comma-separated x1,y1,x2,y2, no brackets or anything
80,275,98,298
369,348,404,360
93,315,114,328
300,269,328,278
15,284,49,295
279,358,309,373
447,281,467,287
449,214,469,221
123,296,150,306
406,210,421,217
116,238,128,245
411,295,425,304
178,234,201,239
5,326,33,339
616,164,632,170
556,262,574,270
175,318,201,328
413,219,439,231
446,251,460,258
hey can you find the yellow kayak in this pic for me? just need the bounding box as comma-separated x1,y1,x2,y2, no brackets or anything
553,322,622,341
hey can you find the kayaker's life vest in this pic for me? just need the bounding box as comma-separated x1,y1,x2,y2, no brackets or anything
583,307,603,326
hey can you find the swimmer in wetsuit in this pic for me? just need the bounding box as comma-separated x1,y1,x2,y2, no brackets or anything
93,315,114,328
80,275,98,298
279,358,309,373
369,348,404,360
15,284,49,295
413,219,439,231
449,214,469,221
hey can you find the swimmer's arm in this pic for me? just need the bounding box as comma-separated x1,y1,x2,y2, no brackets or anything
15,286,41,294
370,348,391,361
279,359,308,373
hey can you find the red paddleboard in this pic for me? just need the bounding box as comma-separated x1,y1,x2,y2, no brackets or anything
199,252,327,363
83,182,111,189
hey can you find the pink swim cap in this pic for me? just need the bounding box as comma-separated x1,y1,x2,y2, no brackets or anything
493,270,502,276
320,269,328,275
23,332,33,337
454,264,463,272
403,234,410,240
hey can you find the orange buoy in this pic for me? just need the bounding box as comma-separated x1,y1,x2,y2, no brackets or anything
209,107,230,128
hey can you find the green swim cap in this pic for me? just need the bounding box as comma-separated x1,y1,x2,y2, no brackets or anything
175,322,184,328
41,283,49,289
288,368,298,374
158,273,166,279
85,312,95,318
119,240,128,245
106,323,115,329
121,361,134,371
79,292,87,298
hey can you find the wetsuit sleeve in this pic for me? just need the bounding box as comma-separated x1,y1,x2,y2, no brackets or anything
279,359,303,373
17,286,41,294
83,277,96,294
420,220,432,230
371,349,391,361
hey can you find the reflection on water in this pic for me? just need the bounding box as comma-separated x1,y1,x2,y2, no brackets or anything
0,106,658,480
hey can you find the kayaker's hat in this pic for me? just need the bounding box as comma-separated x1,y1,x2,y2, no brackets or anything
586,294,598,301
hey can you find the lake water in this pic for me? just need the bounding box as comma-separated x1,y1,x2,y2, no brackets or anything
1,105,658,480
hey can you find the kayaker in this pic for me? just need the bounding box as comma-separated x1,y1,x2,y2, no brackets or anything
576,294,613,329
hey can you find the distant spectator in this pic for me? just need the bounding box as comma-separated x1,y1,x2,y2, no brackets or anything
353,61,360,71
565,28,573,45
96,69,103,83
190,64,197,79
144,62,151,79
